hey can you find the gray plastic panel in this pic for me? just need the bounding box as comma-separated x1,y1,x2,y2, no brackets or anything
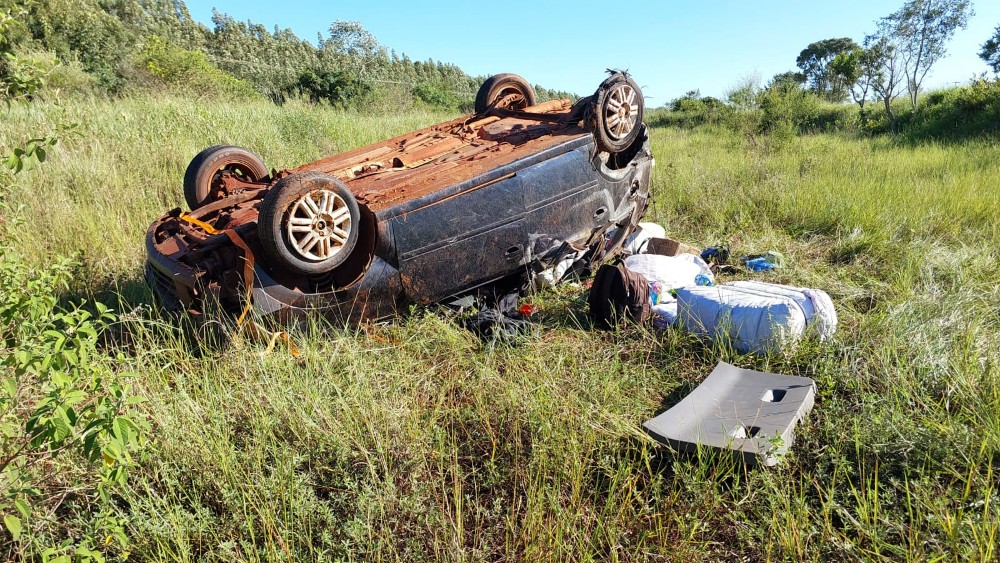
643,362,816,466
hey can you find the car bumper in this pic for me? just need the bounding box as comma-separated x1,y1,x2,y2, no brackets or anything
145,227,403,322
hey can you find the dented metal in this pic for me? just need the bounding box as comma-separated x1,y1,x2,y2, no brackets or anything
146,80,653,322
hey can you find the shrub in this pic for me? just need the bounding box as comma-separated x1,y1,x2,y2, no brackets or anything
411,79,464,109
295,68,371,106
137,36,257,100
2,28,147,557
759,86,821,133
45,57,97,96
894,79,1000,141
0,245,149,560
0,13,48,102
25,0,131,90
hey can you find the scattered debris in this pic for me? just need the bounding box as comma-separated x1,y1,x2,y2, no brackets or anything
648,236,700,257
740,251,785,272
700,245,731,265
622,222,667,255
588,263,652,328
643,362,817,467
623,253,715,291
460,291,538,346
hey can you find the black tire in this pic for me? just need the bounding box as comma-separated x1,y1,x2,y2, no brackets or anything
474,73,537,114
183,145,269,210
592,73,644,153
258,171,362,276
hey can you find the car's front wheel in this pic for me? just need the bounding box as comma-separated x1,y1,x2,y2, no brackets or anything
258,172,362,276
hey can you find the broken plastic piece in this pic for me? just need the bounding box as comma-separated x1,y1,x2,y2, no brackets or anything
643,362,816,466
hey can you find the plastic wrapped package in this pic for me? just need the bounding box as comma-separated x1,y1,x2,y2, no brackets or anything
676,282,836,353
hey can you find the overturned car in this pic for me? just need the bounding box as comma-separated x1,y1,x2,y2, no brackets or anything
145,72,653,322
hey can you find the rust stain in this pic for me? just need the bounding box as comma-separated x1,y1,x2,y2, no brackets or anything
294,99,587,211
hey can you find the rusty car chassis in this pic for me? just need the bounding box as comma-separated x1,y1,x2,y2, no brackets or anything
145,72,653,322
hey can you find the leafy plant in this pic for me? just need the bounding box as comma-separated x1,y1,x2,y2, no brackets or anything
2,13,146,560
295,68,371,106
139,35,257,100
981,25,1000,73
3,124,77,173
0,246,149,560
0,10,48,104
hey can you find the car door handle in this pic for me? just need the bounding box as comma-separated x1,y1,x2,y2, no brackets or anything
504,245,522,260
594,207,608,219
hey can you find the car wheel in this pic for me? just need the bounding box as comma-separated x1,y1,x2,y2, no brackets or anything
184,145,269,210
474,73,537,113
258,171,362,276
592,73,644,153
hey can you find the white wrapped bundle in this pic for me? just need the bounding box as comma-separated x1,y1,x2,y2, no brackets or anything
677,282,836,354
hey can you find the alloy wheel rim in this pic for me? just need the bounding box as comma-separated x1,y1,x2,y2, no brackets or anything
604,83,639,140
286,189,352,261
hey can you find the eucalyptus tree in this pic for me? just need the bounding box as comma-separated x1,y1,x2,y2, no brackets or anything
981,25,1000,72
878,0,973,107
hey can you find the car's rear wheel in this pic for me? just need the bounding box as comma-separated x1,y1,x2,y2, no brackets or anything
184,145,269,210
258,171,362,276
474,73,537,113
593,73,644,153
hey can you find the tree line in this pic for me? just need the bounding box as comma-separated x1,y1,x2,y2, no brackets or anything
0,0,572,109
659,0,1000,141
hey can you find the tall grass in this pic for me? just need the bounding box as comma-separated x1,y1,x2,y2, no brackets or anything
2,94,998,560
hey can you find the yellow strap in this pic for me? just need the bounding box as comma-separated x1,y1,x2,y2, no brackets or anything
245,320,301,357
178,212,220,235
177,212,300,357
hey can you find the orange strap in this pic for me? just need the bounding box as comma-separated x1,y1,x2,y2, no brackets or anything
245,319,301,357
178,213,300,357
362,325,401,346
221,229,255,326
178,212,220,235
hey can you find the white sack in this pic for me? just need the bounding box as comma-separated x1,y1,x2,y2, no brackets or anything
624,253,714,290
651,301,679,328
676,285,809,354
728,281,837,341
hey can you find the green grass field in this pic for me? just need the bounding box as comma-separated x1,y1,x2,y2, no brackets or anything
2,95,999,561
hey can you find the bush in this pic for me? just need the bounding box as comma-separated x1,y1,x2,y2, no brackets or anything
6,50,97,98
45,57,98,96
295,68,371,106
0,246,148,560
2,31,147,557
25,0,131,90
894,79,1000,141
653,94,732,128
411,79,465,110
759,86,820,132
137,36,257,100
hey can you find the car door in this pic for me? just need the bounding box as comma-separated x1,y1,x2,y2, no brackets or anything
389,174,527,303
520,144,612,247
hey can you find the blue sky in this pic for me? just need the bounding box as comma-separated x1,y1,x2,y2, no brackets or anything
186,0,1000,105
